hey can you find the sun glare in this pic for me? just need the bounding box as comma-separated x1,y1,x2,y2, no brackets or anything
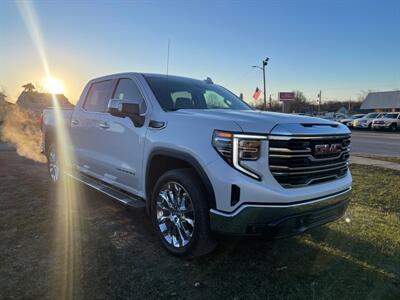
44,77,64,94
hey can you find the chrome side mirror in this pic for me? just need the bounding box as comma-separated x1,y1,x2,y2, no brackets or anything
107,99,144,127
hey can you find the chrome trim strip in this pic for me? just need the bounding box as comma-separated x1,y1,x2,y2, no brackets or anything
269,147,311,153
271,164,348,176
270,161,348,171
269,149,349,162
268,135,351,140
281,173,347,188
210,187,352,217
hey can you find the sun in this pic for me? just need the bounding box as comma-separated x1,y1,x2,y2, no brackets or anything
44,77,64,94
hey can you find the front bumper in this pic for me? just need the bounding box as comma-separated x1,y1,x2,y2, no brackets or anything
210,188,351,236
372,123,390,129
353,123,369,129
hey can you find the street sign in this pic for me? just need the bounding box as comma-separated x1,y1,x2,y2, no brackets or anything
279,92,295,101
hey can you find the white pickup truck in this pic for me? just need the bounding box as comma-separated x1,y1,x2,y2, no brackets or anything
41,73,352,257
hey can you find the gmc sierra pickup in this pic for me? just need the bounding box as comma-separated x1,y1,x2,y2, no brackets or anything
41,73,352,257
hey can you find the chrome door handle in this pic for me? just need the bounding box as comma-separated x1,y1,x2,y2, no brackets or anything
71,119,79,126
98,122,110,129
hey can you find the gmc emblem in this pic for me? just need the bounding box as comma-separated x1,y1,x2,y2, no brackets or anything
315,143,342,155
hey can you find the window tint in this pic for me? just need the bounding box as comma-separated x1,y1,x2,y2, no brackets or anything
366,113,378,118
113,78,146,113
203,90,230,108
145,76,251,111
84,80,112,112
386,113,399,119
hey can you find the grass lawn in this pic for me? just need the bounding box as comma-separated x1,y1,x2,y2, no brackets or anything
0,150,399,299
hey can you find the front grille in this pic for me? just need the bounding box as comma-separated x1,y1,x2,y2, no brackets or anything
268,135,350,188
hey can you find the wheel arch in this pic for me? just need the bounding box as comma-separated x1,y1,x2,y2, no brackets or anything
145,148,216,214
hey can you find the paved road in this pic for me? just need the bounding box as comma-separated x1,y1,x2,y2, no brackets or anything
351,130,400,156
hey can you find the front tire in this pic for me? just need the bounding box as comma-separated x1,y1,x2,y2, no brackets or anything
151,169,216,257
390,123,397,131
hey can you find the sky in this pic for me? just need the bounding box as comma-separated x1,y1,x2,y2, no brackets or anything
0,0,399,105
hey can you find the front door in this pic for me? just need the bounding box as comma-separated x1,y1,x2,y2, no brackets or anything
93,77,148,197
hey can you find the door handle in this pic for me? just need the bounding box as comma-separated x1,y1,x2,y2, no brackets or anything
98,122,110,129
71,119,79,126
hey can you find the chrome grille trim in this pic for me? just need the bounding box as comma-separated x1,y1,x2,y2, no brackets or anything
269,147,312,153
269,134,350,188
269,149,349,162
271,163,348,176
268,134,351,140
270,161,348,172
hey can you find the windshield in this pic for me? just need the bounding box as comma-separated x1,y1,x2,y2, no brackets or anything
385,113,399,119
365,113,379,118
145,76,251,111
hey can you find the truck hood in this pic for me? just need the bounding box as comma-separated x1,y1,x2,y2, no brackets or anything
172,109,349,135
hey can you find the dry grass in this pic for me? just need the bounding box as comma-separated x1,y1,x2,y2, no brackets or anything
0,151,399,299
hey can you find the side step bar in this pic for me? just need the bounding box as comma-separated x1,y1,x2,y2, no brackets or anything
66,172,146,209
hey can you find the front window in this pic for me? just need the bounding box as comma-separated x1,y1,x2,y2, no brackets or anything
145,75,251,111
385,113,399,119
365,113,379,118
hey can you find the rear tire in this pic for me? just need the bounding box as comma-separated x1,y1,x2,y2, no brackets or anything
151,168,216,258
47,143,61,183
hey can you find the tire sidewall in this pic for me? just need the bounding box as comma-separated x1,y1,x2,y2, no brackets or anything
151,169,208,257
47,143,61,183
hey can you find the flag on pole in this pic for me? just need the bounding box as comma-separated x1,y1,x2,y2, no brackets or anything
253,87,261,100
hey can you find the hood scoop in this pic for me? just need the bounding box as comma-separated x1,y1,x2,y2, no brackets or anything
301,123,339,128
270,122,350,137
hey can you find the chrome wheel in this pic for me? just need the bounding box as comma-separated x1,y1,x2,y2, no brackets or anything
156,182,195,248
48,146,59,182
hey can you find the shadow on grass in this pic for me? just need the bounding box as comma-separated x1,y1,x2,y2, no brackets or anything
75,189,400,299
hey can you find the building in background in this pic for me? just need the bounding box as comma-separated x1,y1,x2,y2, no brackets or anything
361,91,400,111
16,91,73,115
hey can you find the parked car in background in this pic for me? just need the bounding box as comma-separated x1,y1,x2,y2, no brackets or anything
339,114,365,127
352,112,386,129
372,112,400,131
333,113,348,122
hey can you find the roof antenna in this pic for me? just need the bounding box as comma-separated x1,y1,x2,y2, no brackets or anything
166,38,171,76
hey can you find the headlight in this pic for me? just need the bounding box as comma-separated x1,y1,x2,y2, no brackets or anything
212,130,266,180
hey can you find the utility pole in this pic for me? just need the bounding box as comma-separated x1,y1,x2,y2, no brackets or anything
317,90,322,114
269,94,272,111
348,97,351,112
252,57,269,111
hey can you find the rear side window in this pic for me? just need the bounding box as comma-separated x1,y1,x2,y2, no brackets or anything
113,78,147,113
83,80,113,112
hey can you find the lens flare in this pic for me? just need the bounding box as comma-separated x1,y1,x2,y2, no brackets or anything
16,2,83,298
44,77,64,94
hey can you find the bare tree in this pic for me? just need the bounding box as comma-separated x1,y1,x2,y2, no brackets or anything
289,91,307,113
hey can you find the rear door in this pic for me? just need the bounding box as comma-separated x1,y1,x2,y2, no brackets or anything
70,79,114,177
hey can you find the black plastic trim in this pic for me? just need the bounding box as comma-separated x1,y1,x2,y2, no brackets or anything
146,147,217,212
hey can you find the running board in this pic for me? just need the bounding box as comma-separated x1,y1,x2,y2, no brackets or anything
66,172,146,209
